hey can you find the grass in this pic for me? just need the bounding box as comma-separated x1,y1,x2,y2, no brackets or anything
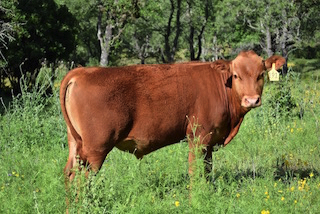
0,61,320,213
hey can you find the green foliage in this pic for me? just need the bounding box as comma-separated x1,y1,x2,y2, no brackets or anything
1,0,77,92
56,0,100,65
0,72,67,213
213,0,261,54
262,76,298,122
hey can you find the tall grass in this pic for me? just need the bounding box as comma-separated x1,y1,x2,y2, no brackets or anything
0,63,319,213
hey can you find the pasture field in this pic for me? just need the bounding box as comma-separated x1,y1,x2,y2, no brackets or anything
0,62,320,214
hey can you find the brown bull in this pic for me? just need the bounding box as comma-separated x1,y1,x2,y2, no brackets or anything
60,50,285,180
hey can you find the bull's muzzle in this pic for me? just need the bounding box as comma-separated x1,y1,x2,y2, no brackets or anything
242,95,261,108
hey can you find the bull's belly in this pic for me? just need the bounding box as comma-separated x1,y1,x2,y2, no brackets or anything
115,134,185,159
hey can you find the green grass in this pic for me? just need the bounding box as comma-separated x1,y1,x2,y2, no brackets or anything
0,63,320,213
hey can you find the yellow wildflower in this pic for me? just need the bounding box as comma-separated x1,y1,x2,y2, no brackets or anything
290,186,295,192
274,183,277,187
281,197,285,201
236,193,240,198
265,191,268,195
261,210,270,214
175,201,180,207
278,190,283,193
294,200,297,204
309,172,314,178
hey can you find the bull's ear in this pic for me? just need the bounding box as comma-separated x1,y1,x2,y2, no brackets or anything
264,55,286,70
210,60,231,73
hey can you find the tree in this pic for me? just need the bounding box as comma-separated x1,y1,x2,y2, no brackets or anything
275,1,301,74
56,0,100,65
127,18,154,64
213,0,260,58
241,0,316,75
0,2,16,90
213,0,320,75
186,0,211,61
0,5,15,64
294,0,320,59
97,0,139,66
2,0,77,93
161,0,182,63
121,0,185,64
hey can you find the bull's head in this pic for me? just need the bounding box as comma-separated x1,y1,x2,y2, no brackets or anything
230,51,285,109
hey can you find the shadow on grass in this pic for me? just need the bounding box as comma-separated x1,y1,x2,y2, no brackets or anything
273,156,319,182
206,157,319,186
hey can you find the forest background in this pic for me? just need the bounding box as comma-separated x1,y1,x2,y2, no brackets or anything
1,0,320,94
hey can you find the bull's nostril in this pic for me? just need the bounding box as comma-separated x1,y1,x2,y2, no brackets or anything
255,97,260,105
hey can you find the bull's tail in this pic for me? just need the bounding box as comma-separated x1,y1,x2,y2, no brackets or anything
59,70,82,143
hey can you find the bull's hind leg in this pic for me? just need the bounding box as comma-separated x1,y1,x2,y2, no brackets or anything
64,127,79,181
64,127,114,213
81,149,110,174
64,129,113,179
64,127,81,213
79,132,116,175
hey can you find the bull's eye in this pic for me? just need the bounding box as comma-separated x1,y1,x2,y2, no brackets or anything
233,74,239,79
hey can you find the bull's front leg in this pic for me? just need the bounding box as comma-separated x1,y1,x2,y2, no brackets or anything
203,145,213,175
187,135,213,176
186,116,213,179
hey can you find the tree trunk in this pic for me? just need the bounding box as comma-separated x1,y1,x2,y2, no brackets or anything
281,30,288,76
189,25,195,60
196,26,206,60
280,10,289,76
212,35,219,61
163,0,174,63
99,24,112,67
96,1,131,67
172,0,182,60
187,0,209,61
265,27,273,57
97,4,112,67
163,0,182,63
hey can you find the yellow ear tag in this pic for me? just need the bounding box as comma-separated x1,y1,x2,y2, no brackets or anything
268,63,279,81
